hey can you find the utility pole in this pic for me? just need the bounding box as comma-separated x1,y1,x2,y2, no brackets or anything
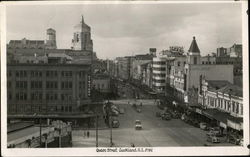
107,100,113,147
39,117,42,147
96,107,99,147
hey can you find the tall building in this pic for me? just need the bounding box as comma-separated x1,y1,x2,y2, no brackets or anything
152,57,167,93
45,28,57,49
71,16,93,51
7,57,92,115
217,47,227,57
7,29,57,50
187,36,201,65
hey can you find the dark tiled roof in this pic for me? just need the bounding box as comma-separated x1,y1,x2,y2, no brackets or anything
207,80,232,91
7,122,34,133
188,36,200,53
135,54,153,60
217,84,243,97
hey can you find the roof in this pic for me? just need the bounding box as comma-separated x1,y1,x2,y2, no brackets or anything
206,80,232,91
135,54,153,60
188,36,200,53
8,126,53,144
7,122,34,133
48,53,72,60
217,84,243,97
203,108,242,124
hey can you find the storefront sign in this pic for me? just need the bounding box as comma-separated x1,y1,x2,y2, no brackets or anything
219,122,227,129
184,95,188,103
87,75,91,97
227,119,242,131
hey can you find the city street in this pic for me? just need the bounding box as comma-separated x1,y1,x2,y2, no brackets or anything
72,99,235,147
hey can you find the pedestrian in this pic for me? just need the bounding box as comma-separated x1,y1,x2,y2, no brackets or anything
131,143,135,147
87,131,90,138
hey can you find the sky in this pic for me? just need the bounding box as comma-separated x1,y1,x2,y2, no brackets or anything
6,2,242,59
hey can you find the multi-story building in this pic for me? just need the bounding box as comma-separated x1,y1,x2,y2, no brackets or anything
228,43,242,58
141,62,153,88
45,28,57,49
198,77,243,134
7,59,92,115
115,56,133,80
131,54,153,81
71,16,93,51
92,74,111,93
165,37,234,105
7,28,57,50
152,57,167,93
217,47,227,57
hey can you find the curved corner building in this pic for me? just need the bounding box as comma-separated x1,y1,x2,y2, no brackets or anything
152,57,167,93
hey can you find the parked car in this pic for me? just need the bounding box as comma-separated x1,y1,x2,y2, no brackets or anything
200,122,208,130
161,113,171,120
171,111,180,119
112,119,120,128
207,135,220,143
227,134,241,145
135,120,142,130
209,127,222,136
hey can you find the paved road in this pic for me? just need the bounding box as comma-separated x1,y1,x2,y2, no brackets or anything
72,99,235,147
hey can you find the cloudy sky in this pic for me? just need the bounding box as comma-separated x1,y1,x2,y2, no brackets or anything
6,2,242,59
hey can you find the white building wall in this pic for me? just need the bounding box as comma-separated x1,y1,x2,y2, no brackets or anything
187,64,234,90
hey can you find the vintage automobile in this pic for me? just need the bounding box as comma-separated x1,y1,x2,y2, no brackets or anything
227,134,242,145
200,122,208,130
112,119,120,128
208,127,222,136
161,113,171,120
207,135,220,143
135,120,142,130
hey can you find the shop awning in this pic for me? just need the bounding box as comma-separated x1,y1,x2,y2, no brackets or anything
213,111,231,124
227,118,243,131
203,108,218,119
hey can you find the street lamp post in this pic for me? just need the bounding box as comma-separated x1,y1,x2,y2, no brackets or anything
39,117,42,147
107,100,113,147
96,107,99,147
110,115,113,147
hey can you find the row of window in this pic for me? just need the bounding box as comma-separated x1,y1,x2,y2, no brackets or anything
153,67,166,71
7,105,73,113
9,81,81,89
153,73,166,77
153,61,166,65
8,70,87,78
201,61,215,65
10,92,76,101
152,79,165,83
93,83,108,89
207,96,243,115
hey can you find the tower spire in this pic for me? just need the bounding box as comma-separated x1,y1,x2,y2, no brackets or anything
188,36,200,53
81,15,84,24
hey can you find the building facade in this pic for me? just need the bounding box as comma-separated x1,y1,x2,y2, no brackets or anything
8,28,57,50
71,16,93,51
198,77,243,133
7,63,91,115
